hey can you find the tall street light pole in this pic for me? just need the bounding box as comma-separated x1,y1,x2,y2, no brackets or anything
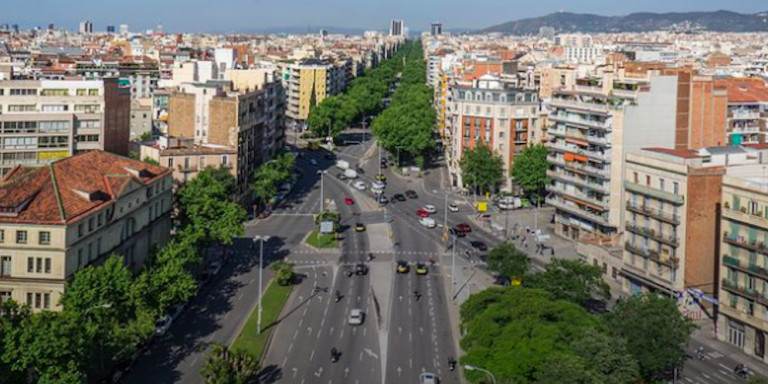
451,234,456,297
253,235,270,334
378,142,382,176
464,365,497,384
317,170,326,213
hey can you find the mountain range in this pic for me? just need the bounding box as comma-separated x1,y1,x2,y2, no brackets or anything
481,10,768,35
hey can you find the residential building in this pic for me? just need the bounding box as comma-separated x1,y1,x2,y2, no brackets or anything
78,20,92,35
0,78,130,177
130,98,152,140
446,74,538,191
139,136,237,185
280,59,347,129
431,22,442,37
715,78,768,145
0,150,172,311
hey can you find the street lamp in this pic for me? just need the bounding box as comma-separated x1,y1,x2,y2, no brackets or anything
317,170,327,213
252,235,271,334
464,365,496,384
84,302,113,315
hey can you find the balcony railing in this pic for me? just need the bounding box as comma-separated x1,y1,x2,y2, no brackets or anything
729,111,761,120
549,113,612,130
624,181,684,205
722,232,768,255
549,98,612,115
547,170,609,194
624,222,680,247
548,142,611,162
625,201,680,225
177,164,198,173
721,278,768,305
723,255,768,282
546,197,611,226
625,241,679,268
547,184,609,208
547,155,610,178
722,207,768,229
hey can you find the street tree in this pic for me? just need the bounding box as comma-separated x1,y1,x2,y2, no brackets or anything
526,258,611,305
200,343,259,384
271,261,295,286
459,143,504,194
511,144,549,203
605,294,696,381
485,241,529,281
250,152,295,206
179,168,246,247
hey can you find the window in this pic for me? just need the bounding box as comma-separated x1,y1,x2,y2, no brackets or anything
3,137,37,149
39,231,50,245
38,136,68,148
221,156,228,166
35,257,42,273
97,213,103,226
27,257,33,273
168,158,174,168
38,121,70,133
40,89,69,96
89,89,99,96
0,229,3,243
78,224,84,237
646,175,651,186
76,134,99,142
633,172,638,183
16,230,27,244
88,217,94,231
96,238,101,256
9,89,37,96
41,104,68,112
43,293,50,309
673,181,679,195
659,178,665,191
7,105,36,112
611,266,618,279
44,258,51,274
88,242,93,262
74,104,100,113
0,291,11,305
2,121,37,133
77,249,83,267
0,256,10,277
76,120,101,129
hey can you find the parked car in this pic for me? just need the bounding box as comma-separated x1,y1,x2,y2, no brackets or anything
336,172,348,180
155,315,173,336
420,372,439,384
423,204,437,213
348,309,365,325
416,209,430,218
393,193,406,202
378,195,389,205
344,197,355,205
419,217,436,228
353,180,366,191
448,203,459,212
169,304,185,321
207,260,222,277
470,241,488,251
355,223,366,232
456,223,472,233
405,190,418,199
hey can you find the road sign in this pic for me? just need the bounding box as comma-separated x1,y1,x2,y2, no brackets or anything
477,202,487,212
320,221,334,234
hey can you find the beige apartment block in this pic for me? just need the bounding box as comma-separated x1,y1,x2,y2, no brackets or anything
140,136,238,185
0,150,172,311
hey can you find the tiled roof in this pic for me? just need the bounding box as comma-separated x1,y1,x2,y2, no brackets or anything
0,151,170,225
714,78,768,103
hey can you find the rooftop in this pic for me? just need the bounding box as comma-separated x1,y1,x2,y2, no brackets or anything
714,77,768,103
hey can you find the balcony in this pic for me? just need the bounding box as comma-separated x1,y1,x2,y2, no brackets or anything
547,184,609,208
549,98,611,115
611,88,639,99
625,241,679,268
721,279,768,306
722,207,768,229
624,222,680,248
546,170,609,194
724,254,768,282
546,197,611,226
547,155,610,179
625,201,680,225
177,164,198,173
624,181,684,205
547,129,610,146
548,142,611,162
722,232,768,255
549,113,612,130
729,110,761,120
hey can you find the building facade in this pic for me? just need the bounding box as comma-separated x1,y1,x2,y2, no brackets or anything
280,59,347,129
139,136,238,185
0,150,172,311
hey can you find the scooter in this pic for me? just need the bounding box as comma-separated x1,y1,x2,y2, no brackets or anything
334,290,342,303
448,358,456,371
331,349,339,363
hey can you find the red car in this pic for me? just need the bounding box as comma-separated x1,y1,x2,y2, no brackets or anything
416,209,430,217
456,223,472,233
344,197,355,205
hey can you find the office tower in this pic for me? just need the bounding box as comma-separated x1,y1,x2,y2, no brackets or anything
106,25,115,33
119,24,129,34
389,20,404,36
78,20,92,34
431,22,442,36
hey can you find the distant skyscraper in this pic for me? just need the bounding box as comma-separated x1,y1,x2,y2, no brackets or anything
78,20,93,34
389,20,404,36
431,22,442,36
119,24,129,34
11,24,19,34
320,29,328,38
106,25,116,33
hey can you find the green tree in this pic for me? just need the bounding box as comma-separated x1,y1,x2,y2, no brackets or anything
200,343,259,384
459,143,504,194
511,144,550,203
538,330,638,384
134,240,199,316
749,376,768,384
605,294,696,381
250,152,295,206
179,168,246,247
485,241,529,281
271,261,295,286
314,210,341,231
527,258,611,305
142,156,160,166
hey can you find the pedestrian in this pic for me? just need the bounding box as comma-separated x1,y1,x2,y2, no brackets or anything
551,247,555,256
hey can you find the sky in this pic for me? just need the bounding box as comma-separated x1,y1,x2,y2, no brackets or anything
5,0,768,33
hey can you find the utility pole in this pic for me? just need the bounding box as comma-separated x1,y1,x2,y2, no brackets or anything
378,143,382,175
318,170,326,213
451,235,456,297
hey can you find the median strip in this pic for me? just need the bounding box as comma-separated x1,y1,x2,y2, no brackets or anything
231,282,294,361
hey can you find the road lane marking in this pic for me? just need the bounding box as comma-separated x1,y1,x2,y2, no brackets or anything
321,318,325,328
317,329,322,339
288,343,294,353
340,328,345,339
237,293,244,301
293,330,298,340
330,326,334,335
298,318,303,328
409,358,413,368
360,351,364,361
292,367,298,378
282,356,287,367
307,326,313,336
310,349,315,361
314,367,323,377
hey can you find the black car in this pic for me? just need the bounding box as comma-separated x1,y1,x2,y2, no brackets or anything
471,241,488,251
355,263,369,275
405,190,418,199
380,162,388,169
393,193,407,202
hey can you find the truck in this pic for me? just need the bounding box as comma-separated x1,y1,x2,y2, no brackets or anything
344,168,358,179
336,160,350,170
497,196,522,210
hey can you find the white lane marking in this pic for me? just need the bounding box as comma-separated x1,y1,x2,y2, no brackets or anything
310,349,315,361
330,326,334,335
293,330,298,340
359,351,364,361
288,343,294,354
307,326,313,336
314,367,323,377
281,356,288,368
363,348,379,359
292,368,298,378
340,328,345,339
317,329,323,339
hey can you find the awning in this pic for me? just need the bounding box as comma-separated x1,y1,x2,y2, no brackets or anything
566,138,589,146
563,195,605,211
564,152,587,162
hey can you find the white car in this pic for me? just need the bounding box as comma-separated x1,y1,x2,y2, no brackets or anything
353,180,366,191
419,217,436,228
448,203,459,212
423,204,437,213
348,308,365,325
420,372,439,384
208,260,222,276
155,315,173,336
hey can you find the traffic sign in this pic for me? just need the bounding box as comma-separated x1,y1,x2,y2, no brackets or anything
477,202,487,212
320,221,334,234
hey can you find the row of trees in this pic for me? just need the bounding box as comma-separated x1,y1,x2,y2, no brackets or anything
306,44,405,139
0,167,246,383
459,142,550,198
371,42,437,168
250,151,296,206
463,242,696,383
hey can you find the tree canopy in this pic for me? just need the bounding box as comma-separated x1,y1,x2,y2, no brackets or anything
250,151,296,206
178,167,246,246
459,143,504,194
512,144,550,202
526,258,611,305
485,241,529,281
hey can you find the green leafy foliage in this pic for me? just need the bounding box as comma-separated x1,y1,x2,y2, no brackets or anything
270,261,295,286
511,144,549,202
142,156,160,166
605,294,696,381
485,241,529,280
179,167,246,246
460,143,504,193
526,258,611,305
200,343,259,384
251,152,296,205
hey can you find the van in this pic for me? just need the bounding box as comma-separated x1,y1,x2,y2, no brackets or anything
344,169,358,179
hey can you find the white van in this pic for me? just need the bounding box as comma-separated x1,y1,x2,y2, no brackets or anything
419,217,436,228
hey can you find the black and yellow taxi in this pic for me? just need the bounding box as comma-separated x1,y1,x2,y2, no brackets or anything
355,223,366,232
415,263,428,275
396,260,410,274
375,173,387,182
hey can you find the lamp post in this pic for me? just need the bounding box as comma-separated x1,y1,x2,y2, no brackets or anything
84,302,112,315
252,235,270,334
464,365,496,384
317,170,327,213
451,234,456,297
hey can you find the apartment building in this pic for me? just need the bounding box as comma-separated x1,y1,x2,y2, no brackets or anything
280,59,347,129
139,136,237,185
446,74,538,191
718,164,768,362
714,78,768,145
546,73,679,239
167,71,283,200
0,150,172,311
0,78,130,177
621,148,723,304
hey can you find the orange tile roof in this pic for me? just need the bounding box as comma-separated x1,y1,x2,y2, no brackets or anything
0,150,170,225
714,78,768,103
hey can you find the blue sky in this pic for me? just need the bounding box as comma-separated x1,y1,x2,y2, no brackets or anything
5,0,767,32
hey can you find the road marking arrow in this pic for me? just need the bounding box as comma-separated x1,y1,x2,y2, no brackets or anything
314,367,323,377
363,348,379,359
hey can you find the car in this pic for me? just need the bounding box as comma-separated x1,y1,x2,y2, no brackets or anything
380,162,388,169
309,159,318,166
371,180,386,191
396,260,410,274
450,227,466,238
456,223,472,233
415,263,428,275
355,223,366,232
353,180,366,191
420,372,439,384
393,193,406,202
416,209,430,218
155,315,173,336
405,190,418,199
375,173,387,182
470,241,488,251
344,197,355,205
355,263,369,275
208,260,222,276
423,204,437,213
378,195,389,204
448,203,460,212
419,217,436,228
348,309,365,325
336,172,347,180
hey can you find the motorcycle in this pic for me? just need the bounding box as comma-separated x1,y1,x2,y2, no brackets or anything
334,290,342,303
331,348,339,363
734,364,749,379
448,358,456,371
